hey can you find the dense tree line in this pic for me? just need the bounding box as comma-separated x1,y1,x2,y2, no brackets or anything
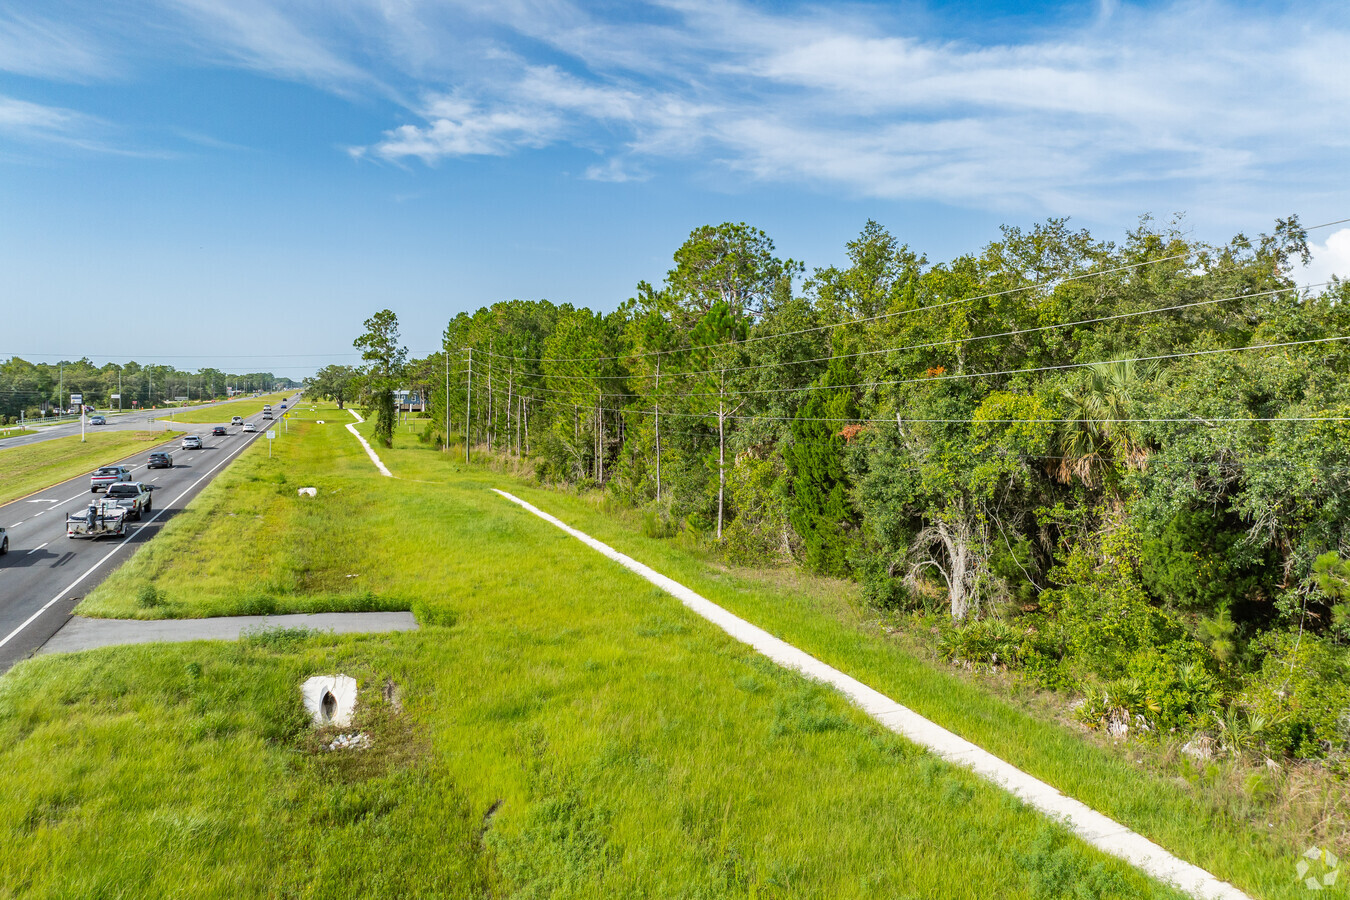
400,216,1350,761
0,357,285,422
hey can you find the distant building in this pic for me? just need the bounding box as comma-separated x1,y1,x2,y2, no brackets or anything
395,389,426,413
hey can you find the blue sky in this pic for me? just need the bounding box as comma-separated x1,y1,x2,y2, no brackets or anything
2,0,1348,377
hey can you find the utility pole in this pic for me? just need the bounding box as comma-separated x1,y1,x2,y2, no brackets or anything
444,342,450,452
655,357,661,502
464,348,472,464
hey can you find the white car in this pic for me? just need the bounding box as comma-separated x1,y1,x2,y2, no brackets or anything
231,416,244,426
242,422,257,433
181,434,203,450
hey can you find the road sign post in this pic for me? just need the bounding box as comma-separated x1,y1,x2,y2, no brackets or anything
71,394,84,443
267,429,276,458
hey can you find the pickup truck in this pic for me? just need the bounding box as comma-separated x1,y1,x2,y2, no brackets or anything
67,503,128,539
90,465,133,492
101,482,153,520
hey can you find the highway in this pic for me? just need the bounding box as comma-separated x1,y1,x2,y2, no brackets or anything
0,394,274,450
0,394,302,673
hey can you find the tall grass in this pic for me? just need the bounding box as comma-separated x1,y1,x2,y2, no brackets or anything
0,403,1193,897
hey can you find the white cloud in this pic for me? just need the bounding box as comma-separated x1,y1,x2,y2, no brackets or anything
0,10,111,80
333,0,1350,217
1304,228,1350,288
363,93,563,162
15,0,1350,219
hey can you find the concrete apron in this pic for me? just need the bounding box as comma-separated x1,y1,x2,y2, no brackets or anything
493,488,1252,900
38,611,418,654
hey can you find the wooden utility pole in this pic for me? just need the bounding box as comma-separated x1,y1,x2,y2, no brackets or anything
655,357,661,502
717,370,726,541
464,348,472,464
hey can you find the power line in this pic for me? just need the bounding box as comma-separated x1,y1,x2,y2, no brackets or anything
476,281,1328,384
475,379,1350,427
469,214,1350,366
476,332,1350,402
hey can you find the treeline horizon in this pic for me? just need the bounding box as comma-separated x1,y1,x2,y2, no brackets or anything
0,356,296,421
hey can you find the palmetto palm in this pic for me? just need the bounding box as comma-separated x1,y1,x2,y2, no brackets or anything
1056,360,1152,487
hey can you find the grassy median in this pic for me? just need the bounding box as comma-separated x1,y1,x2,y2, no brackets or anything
0,430,179,506
0,404,1188,898
156,390,295,425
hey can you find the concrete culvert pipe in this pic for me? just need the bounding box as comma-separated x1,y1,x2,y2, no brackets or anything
302,675,358,727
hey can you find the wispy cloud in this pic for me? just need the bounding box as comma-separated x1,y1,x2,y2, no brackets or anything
10,0,1349,218
0,10,112,80
331,0,1350,216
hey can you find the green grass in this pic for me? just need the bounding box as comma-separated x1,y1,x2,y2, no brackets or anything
65,403,1320,897
0,402,1188,898
157,390,295,425
0,430,179,506
0,427,36,439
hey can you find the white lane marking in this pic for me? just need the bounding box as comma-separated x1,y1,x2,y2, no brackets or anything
26,499,60,504
493,489,1254,900
32,511,43,517
0,426,268,652
9,522,21,528
26,542,48,555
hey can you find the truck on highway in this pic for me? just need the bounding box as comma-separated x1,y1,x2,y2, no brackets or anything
90,465,133,492
67,503,129,539
101,482,153,520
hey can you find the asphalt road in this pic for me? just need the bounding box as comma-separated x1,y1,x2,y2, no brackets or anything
0,394,270,449
0,394,303,674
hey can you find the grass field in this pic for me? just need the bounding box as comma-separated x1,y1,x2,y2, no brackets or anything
0,427,36,439
0,403,1191,898
0,430,179,506
61,404,1325,897
156,390,296,425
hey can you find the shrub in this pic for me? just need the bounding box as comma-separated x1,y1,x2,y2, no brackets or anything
137,584,164,609
1240,629,1350,759
938,619,1024,671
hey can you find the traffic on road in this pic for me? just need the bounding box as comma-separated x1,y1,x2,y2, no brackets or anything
0,394,302,672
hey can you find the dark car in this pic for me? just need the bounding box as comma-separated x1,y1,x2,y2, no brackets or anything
147,451,173,469
212,425,228,436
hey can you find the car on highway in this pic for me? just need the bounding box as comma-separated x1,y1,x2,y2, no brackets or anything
90,465,133,492
101,482,153,520
147,451,173,469
242,422,256,433
279,404,287,410
262,410,273,419
89,415,107,425
0,525,8,555
231,416,244,426
212,425,228,436
181,434,202,450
